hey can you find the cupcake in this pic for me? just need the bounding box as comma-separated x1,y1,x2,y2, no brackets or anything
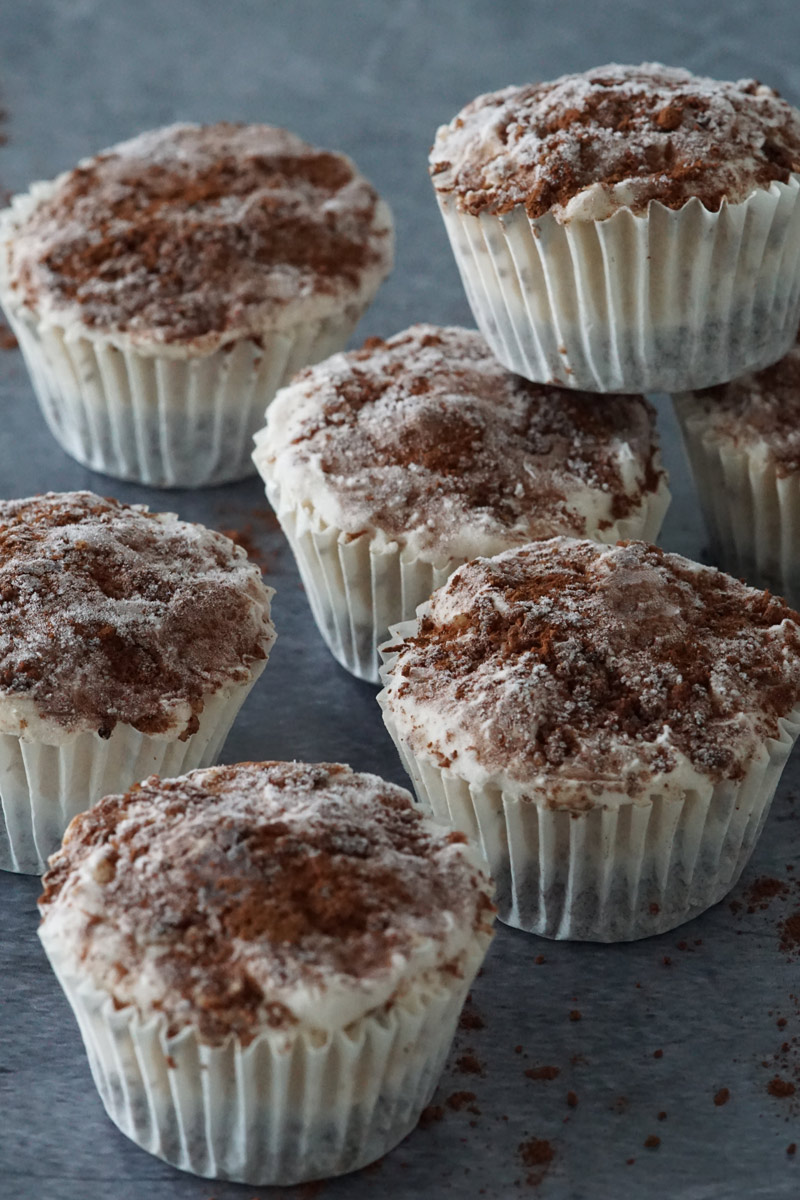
378,538,800,941
0,123,393,487
429,64,800,393
0,491,275,873
674,336,800,605
38,761,495,1185
253,323,670,682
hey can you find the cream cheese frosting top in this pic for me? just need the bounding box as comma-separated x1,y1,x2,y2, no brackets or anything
0,491,274,741
255,324,666,561
39,761,495,1040
430,64,800,222
380,539,800,804
679,336,800,476
1,122,394,349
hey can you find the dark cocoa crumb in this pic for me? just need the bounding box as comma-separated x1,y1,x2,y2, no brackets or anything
456,1053,485,1076
518,1137,555,1187
768,1076,796,1098
446,1091,479,1112
644,1135,661,1149
569,1010,582,1022
535,954,546,964
0,323,17,351
658,1111,667,1120
459,1006,486,1032
525,1065,560,1081
788,1143,797,1155
713,1088,730,1107
653,1049,664,1059
566,1091,578,1108
418,1104,445,1128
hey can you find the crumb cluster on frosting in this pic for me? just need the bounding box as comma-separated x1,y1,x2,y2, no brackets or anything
39,761,495,1040
686,335,800,475
3,122,393,345
258,324,664,559
430,64,800,221
0,491,274,738
382,538,800,800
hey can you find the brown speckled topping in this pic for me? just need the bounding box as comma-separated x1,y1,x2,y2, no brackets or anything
383,539,800,798
0,491,273,737
430,64,800,219
4,122,392,343
686,334,800,475
40,761,494,1043
263,325,664,553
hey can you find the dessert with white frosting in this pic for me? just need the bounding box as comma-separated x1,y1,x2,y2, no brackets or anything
674,335,800,606
429,64,800,392
253,323,669,681
0,491,275,873
39,760,494,1184
0,122,393,486
378,538,800,940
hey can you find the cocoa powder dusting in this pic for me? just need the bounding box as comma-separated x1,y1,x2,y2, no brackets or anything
40,762,494,1045
386,539,800,794
7,123,392,343
0,491,273,735
689,338,800,478
270,325,664,552
431,64,800,219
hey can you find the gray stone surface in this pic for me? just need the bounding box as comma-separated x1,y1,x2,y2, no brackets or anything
2,1,800,1196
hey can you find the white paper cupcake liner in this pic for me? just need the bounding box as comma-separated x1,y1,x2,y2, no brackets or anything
39,932,490,1185
261,477,670,684
1,302,365,488
378,628,800,941
674,394,800,606
0,665,265,875
435,177,800,393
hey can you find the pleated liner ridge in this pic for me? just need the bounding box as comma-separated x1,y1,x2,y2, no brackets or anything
39,930,490,1186
0,665,265,875
264,477,671,685
378,630,800,942
674,394,800,609
436,177,800,393
5,304,365,488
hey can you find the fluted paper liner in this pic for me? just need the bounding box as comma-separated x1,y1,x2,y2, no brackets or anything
435,178,800,393
378,624,800,941
674,393,800,607
39,929,491,1185
2,304,364,488
260,477,670,684
0,665,265,875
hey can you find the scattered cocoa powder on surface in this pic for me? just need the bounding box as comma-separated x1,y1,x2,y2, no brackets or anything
518,1138,555,1187
780,911,800,955
446,1091,479,1113
746,876,790,912
768,1076,796,1099
456,1053,485,1077
418,1105,445,1128
0,324,17,350
525,1065,560,1081
459,1004,486,1032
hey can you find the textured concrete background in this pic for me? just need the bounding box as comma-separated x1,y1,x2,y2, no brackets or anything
2,2,800,1197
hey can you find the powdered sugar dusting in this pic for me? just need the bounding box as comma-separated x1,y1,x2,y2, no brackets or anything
430,64,800,221
257,324,664,559
382,539,800,799
2,122,393,346
0,492,274,737
39,761,494,1040
683,335,800,476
